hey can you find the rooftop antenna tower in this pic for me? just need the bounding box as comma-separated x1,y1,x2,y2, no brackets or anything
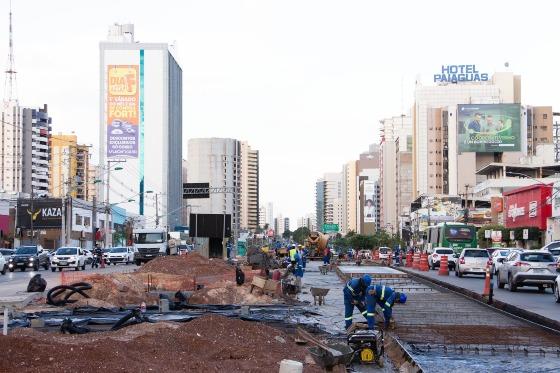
3,0,17,105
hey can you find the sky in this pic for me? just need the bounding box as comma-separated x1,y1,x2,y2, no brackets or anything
2,0,560,228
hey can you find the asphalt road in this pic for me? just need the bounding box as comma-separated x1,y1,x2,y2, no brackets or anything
0,263,135,298
405,266,560,323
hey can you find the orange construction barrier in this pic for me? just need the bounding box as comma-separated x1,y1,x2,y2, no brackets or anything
420,253,429,271
413,252,421,270
406,252,412,267
483,265,491,296
438,255,449,276
373,250,379,261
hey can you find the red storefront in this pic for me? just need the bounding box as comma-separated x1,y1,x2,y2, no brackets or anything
503,184,552,230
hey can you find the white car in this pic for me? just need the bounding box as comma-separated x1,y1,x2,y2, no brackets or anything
554,275,560,303
428,248,456,270
542,241,560,261
0,253,6,275
491,248,522,275
106,247,134,265
455,248,491,277
378,247,390,260
51,247,87,271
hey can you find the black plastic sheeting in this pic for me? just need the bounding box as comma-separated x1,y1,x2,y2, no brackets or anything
11,304,330,333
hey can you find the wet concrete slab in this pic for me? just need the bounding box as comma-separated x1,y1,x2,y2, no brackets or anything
338,266,407,277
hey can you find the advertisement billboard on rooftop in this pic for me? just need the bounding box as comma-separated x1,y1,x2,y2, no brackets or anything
457,104,521,153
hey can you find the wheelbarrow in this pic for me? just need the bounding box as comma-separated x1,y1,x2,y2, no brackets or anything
310,287,330,305
297,328,354,370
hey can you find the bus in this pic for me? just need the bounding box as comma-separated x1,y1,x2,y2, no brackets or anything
424,222,477,255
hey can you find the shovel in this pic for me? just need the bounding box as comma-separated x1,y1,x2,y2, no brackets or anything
296,328,343,357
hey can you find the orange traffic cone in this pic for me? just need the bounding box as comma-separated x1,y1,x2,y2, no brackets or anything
438,255,449,276
406,252,412,267
483,265,491,296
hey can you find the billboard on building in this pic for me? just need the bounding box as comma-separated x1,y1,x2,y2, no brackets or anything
107,65,139,158
363,181,375,223
457,104,521,153
17,199,63,229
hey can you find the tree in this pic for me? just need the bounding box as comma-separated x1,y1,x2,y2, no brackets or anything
292,227,311,244
282,229,292,239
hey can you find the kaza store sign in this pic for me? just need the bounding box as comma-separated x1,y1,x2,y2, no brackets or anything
17,199,63,229
434,65,489,83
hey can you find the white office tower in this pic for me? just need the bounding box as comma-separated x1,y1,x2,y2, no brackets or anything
99,23,183,229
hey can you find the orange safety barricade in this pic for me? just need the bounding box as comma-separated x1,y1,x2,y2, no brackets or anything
438,255,449,276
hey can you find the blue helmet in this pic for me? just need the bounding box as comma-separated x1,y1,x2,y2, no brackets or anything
399,293,407,304
362,274,372,288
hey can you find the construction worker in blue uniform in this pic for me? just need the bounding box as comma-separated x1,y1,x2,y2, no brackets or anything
343,275,372,329
365,284,407,330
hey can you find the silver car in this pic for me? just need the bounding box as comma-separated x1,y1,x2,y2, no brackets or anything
491,248,522,275
455,248,490,277
496,251,557,292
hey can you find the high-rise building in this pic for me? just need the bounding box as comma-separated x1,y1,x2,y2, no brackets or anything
187,138,241,239
413,71,521,198
315,179,325,231
341,161,357,235
274,214,284,237
323,172,343,230
379,115,412,230
266,202,273,228
50,133,91,200
1,104,51,196
87,164,102,203
297,213,316,231
99,23,183,229
258,205,267,229
240,142,259,231
284,217,290,232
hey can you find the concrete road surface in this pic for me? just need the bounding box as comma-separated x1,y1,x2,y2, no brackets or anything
0,263,136,298
405,266,560,323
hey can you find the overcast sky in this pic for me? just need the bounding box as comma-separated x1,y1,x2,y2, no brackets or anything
2,0,560,228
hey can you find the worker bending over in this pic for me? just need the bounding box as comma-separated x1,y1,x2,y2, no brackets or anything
365,284,407,330
343,275,372,329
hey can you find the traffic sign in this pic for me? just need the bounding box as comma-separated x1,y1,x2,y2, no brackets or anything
323,224,339,233
523,229,529,240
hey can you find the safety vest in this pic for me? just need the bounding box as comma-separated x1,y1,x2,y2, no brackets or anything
289,248,297,261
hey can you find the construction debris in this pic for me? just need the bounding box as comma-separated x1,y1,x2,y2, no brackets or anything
80,273,158,307
0,314,321,373
138,253,235,277
188,280,274,305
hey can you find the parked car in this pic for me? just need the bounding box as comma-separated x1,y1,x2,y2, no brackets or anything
455,248,491,278
0,253,7,275
378,247,390,260
491,248,522,275
0,249,14,258
8,245,50,272
428,248,456,270
106,247,134,265
554,274,560,303
51,247,87,271
541,241,560,260
83,249,94,265
358,249,372,260
496,251,557,292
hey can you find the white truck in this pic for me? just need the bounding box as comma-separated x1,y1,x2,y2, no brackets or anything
133,228,178,265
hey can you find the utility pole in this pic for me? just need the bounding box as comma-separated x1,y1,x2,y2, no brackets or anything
155,193,159,227
92,196,97,249
30,183,34,244
464,184,471,224
104,164,111,248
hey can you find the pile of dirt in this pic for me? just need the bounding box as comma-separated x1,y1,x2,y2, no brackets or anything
137,253,235,277
189,280,274,305
0,314,321,373
79,273,158,307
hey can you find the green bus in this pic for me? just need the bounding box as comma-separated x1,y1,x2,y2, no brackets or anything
424,222,477,255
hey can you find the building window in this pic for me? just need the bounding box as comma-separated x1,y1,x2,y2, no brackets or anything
84,217,91,227
544,113,548,119
76,214,83,225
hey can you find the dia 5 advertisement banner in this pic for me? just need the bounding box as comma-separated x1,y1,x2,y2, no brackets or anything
107,65,139,158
